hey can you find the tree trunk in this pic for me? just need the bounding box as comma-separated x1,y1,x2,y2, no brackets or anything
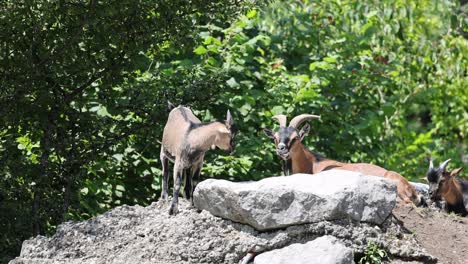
32,111,55,235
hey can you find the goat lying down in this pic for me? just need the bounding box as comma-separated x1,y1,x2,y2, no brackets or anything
264,114,421,205
161,104,236,215
426,158,467,216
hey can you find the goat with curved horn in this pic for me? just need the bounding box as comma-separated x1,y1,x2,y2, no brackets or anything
265,113,320,176
264,113,421,205
426,158,467,216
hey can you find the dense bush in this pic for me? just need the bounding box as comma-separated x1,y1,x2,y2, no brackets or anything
0,0,466,262
164,0,467,182
0,0,253,261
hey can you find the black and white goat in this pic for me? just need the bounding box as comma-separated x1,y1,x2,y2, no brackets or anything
160,104,236,215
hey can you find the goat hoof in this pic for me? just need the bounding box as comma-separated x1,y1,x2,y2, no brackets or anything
168,206,179,215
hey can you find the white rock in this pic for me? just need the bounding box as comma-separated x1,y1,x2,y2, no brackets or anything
254,235,354,264
194,170,396,230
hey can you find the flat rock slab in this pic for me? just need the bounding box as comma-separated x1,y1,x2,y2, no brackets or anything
194,170,397,231
254,235,354,264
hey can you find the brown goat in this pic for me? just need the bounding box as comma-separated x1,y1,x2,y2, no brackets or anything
264,114,421,205
426,158,467,216
161,104,236,215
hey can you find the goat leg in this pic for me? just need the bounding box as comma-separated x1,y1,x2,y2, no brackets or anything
239,253,256,264
160,149,169,201
190,164,202,206
184,168,192,200
169,163,183,215
281,160,287,176
239,245,259,264
281,159,291,176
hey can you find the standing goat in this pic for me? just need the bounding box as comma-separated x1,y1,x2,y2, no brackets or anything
426,158,467,216
264,114,421,205
160,104,236,215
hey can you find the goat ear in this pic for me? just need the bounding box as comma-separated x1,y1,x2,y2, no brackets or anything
263,128,275,139
419,177,428,182
298,123,310,140
226,110,233,126
451,168,464,177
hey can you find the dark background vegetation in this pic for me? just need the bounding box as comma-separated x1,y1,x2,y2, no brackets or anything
0,0,466,262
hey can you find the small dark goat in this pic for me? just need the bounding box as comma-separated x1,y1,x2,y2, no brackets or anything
426,158,467,216
160,104,235,215
264,114,421,205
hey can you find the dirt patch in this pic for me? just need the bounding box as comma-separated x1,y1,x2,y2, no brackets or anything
392,204,468,264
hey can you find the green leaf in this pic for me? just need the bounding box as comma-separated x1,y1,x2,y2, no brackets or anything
247,9,257,18
81,187,89,196
97,106,111,117
323,56,337,63
207,57,217,66
389,71,399,77
309,61,332,71
204,36,214,45
226,77,239,88
17,142,26,150
297,89,318,100
113,154,124,163
271,106,285,115
194,45,208,55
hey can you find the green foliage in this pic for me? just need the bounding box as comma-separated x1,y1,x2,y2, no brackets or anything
0,0,466,262
359,241,388,264
0,0,253,262
164,0,467,181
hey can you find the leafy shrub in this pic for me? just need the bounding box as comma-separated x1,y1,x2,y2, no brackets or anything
359,241,388,264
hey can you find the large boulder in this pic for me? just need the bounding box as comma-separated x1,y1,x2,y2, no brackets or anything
193,170,397,230
254,235,354,264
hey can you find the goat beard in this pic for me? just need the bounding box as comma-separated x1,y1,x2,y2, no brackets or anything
277,152,290,160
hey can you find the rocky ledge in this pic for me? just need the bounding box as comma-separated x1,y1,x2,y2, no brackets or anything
11,170,435,264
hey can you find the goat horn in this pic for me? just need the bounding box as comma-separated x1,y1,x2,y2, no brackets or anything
439,159,451,172
289,114,321,128
272,114,287,127
226,110,233,126
429,158,434,170
167,101,176,111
